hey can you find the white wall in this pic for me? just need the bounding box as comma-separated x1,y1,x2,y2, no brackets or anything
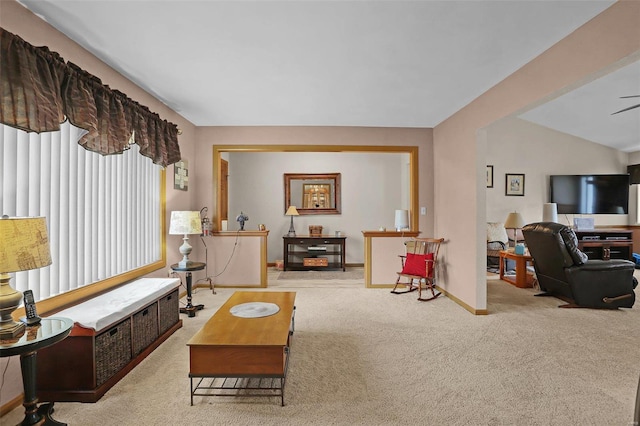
227,151,409,263
486,117,632,227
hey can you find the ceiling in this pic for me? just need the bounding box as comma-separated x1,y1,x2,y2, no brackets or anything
519,60,640,152
18,1,639,151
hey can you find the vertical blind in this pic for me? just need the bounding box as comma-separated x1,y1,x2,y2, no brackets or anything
0,122,162,301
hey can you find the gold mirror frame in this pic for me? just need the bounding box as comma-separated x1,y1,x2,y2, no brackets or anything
284,173,341,215
212,145,418,230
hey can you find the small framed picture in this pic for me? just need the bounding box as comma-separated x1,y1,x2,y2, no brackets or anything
505,173,525,196
486,165,494,188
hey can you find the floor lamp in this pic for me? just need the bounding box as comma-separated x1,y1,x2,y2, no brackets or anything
197,207,215,294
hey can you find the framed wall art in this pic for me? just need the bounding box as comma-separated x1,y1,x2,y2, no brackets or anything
174,160,188,191
505,173,525,196
486,165,494,188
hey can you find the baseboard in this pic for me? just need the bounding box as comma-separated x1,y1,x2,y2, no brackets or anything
437,286,489,315
0,393,23,417
266,262,364,268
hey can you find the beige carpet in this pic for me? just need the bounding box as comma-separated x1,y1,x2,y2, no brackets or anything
3,275,639,426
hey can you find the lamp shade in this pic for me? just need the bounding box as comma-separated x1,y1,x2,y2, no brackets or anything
394,209,409,231
0,216,52,273
504,212,525,229
0,216,51,338
169,211,202,235
542,203,558,223
285,206,299,216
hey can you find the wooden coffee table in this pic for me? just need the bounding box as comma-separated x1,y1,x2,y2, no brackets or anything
187,291,296,406
499,250,535,288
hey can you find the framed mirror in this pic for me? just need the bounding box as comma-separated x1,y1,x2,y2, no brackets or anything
284,173,341,215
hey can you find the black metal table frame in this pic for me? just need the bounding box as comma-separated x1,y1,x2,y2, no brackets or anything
0,317,73,426
189,346,291,406
171,262,206,317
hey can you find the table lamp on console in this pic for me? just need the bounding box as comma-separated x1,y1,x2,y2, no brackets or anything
285,206,299,237
0,215,52,338
394,209,409,232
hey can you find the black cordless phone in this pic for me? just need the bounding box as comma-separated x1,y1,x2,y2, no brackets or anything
23,290,41,325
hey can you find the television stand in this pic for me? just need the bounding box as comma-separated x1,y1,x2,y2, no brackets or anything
574,229,633,261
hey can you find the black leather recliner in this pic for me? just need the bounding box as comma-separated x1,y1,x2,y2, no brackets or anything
522,222,636,309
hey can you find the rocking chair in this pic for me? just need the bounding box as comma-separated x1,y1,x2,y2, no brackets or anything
391,238,444,301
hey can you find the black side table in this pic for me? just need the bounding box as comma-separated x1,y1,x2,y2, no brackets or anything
171,262,206,317
0,317,73,426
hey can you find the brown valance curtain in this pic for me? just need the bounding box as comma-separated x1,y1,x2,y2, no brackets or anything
0,27,181,167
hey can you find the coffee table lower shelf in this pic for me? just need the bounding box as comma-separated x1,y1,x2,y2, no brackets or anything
189,347,290,406
187,292,297,407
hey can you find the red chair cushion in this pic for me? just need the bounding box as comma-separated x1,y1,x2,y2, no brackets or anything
402,252,434,277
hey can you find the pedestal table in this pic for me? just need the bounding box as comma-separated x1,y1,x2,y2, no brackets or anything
171,262,206,317
0,317,73,425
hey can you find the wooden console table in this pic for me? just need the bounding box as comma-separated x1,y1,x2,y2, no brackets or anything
283,235,346,271
187,291,296,406
499,250,535,288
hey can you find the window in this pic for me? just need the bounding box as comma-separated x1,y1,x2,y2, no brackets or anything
0,122,164,303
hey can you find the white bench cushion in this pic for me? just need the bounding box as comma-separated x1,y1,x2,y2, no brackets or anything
56,278,180,333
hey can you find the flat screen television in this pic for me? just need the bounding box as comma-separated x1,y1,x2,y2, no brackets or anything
549,174,629,214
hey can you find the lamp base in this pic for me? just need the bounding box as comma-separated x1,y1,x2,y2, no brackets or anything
0,273,25,339
287,216,296,237
0,320,26,339
178,259,194,269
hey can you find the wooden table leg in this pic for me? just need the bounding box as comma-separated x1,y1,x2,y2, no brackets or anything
514,256,527,288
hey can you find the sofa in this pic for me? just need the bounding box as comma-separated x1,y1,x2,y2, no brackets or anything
522,222,636,309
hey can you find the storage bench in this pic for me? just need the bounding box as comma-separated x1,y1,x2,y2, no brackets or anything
36,278,182,402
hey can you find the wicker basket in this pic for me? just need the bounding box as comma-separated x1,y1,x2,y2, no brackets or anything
303,257,328,267
95,318,132,386
132,302,159,356
158,290,179,335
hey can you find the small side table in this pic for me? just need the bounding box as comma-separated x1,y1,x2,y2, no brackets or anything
0,317,73,426
171,262,206,317
499,250,535,288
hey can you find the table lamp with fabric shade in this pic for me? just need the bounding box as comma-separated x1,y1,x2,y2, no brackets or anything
504,212,525,249
395,209,409,231
169,211,202,268
0,216,52,338
285,206,299,237
543,203,558,223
